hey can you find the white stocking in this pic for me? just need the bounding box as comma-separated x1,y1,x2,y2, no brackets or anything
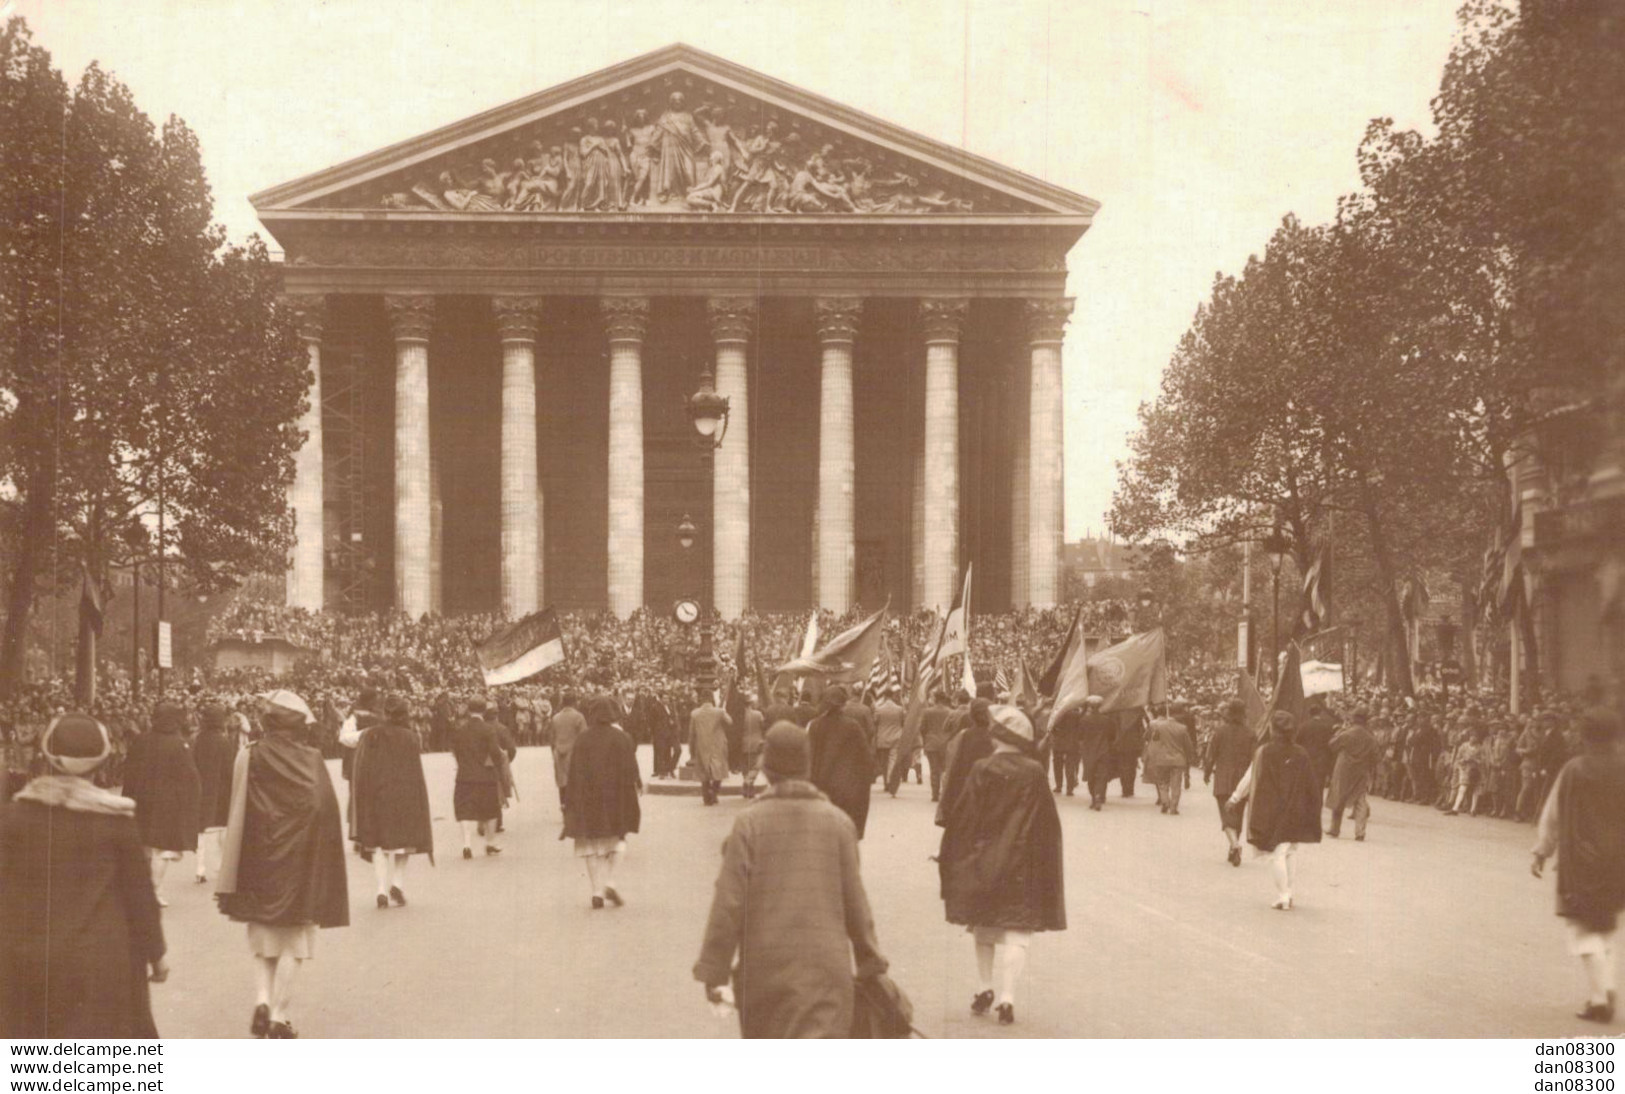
974,942,995,993
1270,846,1291,899
997,942,1028,1005
584,855,604,897
372,851,392,896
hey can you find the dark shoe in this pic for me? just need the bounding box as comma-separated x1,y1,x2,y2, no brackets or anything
1577,1001,1614,1023
267,1021,298,1039
1065,788,1074,796
376,894,390,909
1355,833,1365,842
591,896,605,910
462,847,473,860
496,823,505,833
389,886,406,906
1228,846,1242,867
604,886,624,907
195,873,209,884
485,845,502,856
1327,829,1340,839
996,1003,1015,1025
971,990,994,1016
250,1003,270,1038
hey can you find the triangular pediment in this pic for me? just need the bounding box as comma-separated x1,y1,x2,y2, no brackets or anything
252,44,1097,220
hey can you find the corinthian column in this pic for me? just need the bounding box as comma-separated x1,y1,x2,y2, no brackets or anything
494,297,543,619
602,296,649,618
708,296,756,620
1011,352,1031,608
283,295,325,611
386,294,434,618
1027,298,1074,608
815,297,862,612
919,299,967,610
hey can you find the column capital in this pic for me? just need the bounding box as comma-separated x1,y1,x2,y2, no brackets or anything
1026,297,1076,345
384,294,435,344
600,295,650,343
814,297,863,345
919,298,969,343
491,296,544,344
707,296,757,344
281,294,325,344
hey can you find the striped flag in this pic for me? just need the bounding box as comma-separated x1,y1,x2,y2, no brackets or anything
994,665,1011,695
935,564,973,663
1297,540,1332,636
475,608,567,687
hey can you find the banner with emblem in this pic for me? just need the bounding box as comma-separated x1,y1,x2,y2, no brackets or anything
1053,628,1167,718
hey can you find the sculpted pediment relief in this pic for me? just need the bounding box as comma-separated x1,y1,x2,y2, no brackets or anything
257,47,1097,220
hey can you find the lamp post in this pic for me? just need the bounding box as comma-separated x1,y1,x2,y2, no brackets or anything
1347,613,1362,695
1137,586,1155,632
682,364,731,702
1262,523,1291,685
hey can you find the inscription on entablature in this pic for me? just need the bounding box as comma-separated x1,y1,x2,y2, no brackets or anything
288,238,1066,273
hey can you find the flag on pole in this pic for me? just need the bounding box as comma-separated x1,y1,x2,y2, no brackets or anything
1238,666,1269,734
1020,656,1041,711
961,651,976,698
1269,641,1307,729
1037,604,1084,699
1297,540,1332,636
866,639,894,701
1299,659,1344,696
79,565,105,637
475,608,566,687
777,602,890,685
994,664,1010,696
890,631,942,794
1054,628,1168,718
935,564,973,662
800,611,820,658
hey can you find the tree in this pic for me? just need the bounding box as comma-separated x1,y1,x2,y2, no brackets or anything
0,17,308,696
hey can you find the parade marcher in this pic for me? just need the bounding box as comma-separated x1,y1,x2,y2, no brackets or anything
809,685,874,838
1146,703,1197,815
1406,712,1442,806
194,702,240,884
693,722,888,1038
337,687,382,844
936,698,995,827
1049,704,1083,796
939,705,1065,1026
452,697,506,858
740,693,766,799
216,690,349,1040
122,700,201,907
550,692,587,809
874,688,905,787
1,712,167,1038
689,692,732,806
646,689,680,778
351,694,434,908
1531,709,1625,1023
1229,710,1323,910
1327,709,1380,840
1202,699,1255,865
1078,696,1116,810
919,691,954,802
1299,699,1337,802
1112,708,1145,798
562,695,642,909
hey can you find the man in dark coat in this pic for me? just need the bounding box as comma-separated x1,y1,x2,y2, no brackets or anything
689,693,732,806
1229,710,1322,910
1145,704,1197,816
1532,708,1625,1023
1049,705,1083,796
562,695,643,909
1327,710,1380,840
1203,699,1255,865
1077,696,1117,810
919,691,954,802
122,701,201,907
216,690,348,1039
453,697,507,858
939,705,1064,1027
550,693,588,809
693,721,887,1038
2,712,167,1038
644,689,680,778
1406,712,1442,805
1111,708,1146,798
935,698,995,828
1298,700,1337,801
194,702,239,884
352,694,434,908
808,686,873,838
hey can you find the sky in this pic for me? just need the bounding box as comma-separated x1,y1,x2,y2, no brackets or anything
12,0,1466,541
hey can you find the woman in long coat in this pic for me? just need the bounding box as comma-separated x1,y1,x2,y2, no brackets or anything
216,690,349,1039
122,701,201,907
352,694,434,908
939,706,1064,1027
1,713,167,1038
1229,710,1323,910
808,686,873,838
194,703,239,884
1203,699,1256,866
562,695,642,908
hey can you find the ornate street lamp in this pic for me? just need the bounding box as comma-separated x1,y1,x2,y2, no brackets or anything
1262,523,1291,684
685,365,730,449
1347,612,1362,695
678,358,730,701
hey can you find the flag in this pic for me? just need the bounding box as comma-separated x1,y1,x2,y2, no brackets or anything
994,664,1010,696
1399,574,1431,624
866,639,894,700
1037,605,1084,699
935,564,973,662
1020,656,1041,711
1054,628,1168,718
79,565,105,637
890,632,942,794
1297,540,1332,636
1269,641,1307,729
800,611,820,658
1497,503,1526,619
1238,666,1268,734
475,608,566,687
961,652,976,698
778,602,890,684
1299,659,1344,696
754,633,774,705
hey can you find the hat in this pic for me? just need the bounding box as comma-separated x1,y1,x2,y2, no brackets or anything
259,689,315,726
1085,695,1105,708
41,712,111,776
357,688,381,711
152,702,187,734
383,693,412,720
468,696,489,714
200,703,228,731
761,721,810,780
989,704,1034,749
1270,710,1296,737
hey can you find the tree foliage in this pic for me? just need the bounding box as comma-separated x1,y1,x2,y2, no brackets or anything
0,17,308,694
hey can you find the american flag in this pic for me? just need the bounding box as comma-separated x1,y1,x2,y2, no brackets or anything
994,665,1010,695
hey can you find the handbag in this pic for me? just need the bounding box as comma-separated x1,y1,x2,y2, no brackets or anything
850,972,922,1038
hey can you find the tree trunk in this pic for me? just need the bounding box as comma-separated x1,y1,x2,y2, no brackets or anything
0,473,52,698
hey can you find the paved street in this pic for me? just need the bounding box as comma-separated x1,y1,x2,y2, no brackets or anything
150,747,1589,1038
